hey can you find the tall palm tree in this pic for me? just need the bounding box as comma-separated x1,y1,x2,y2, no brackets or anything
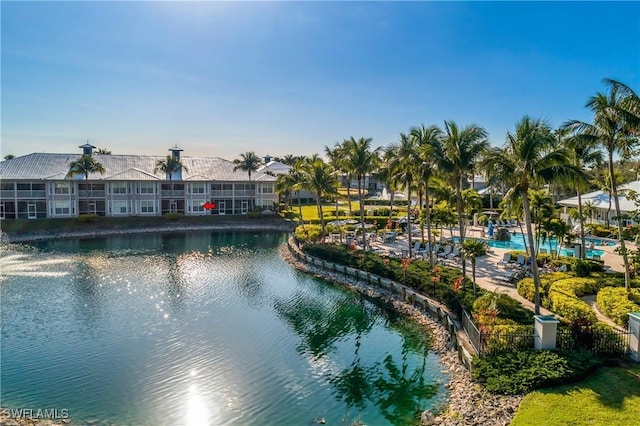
343,137,379,250
233,152,263,211
377,149,402,221
388,133,420,257
300,158,337,241
563,129,602,258
325,143,348,217
154,154,188,214
439,121,489,275
564,79,640,297
411,124,443,266
67,155,106,215
483,116,578,315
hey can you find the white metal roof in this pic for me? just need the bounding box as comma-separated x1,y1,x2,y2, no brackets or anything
0,153,276,182
557,180,640,213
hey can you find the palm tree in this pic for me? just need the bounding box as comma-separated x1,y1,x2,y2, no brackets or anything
462,239,487,296
564,79,640,297
483,116,578,315
528,189,554,255
439,121,489,275
95,148,112,155
411,124,443,266
377,149,402,221
300,158,337,241
387,133,420,257
233,152,263,211
3,154,15,160
563,129,602,258
343,137,379,250
154,155,188,214
154,155,187,181
67,154,106,215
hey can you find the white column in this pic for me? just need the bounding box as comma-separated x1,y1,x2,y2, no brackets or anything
628,313,640,362
534,315,560,350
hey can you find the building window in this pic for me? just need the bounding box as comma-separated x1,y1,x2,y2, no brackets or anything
111,182,128,194
261,184,273,194
140,200,155,214
190,183,206,194
54,201,71,215
140,182,155,194
54,182,70,194
111,201,128,214
190,199,205,212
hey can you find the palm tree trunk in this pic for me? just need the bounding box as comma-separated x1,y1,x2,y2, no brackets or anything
609,151,631,297
346,179,353,216
471,258,477,296
577,189,586,260
425,184,434,267
297,191,304,228
456,177,466,276
523,193,542,315
359,176,366,251
407,187,412,258
317,192,325,243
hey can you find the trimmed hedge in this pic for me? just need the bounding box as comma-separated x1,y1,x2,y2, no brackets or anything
546,278,602,324
596,287,640,326
77,214,99,223
472,349,605,395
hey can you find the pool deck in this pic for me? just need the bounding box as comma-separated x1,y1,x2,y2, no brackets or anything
361,225,627,326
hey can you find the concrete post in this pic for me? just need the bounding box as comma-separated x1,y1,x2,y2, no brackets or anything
628,313,640,362
534,315,559,350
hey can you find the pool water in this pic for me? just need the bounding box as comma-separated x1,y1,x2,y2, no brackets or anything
481,233,606,259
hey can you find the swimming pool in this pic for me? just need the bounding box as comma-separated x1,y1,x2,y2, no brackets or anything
584,236,617,247
479,233,606,259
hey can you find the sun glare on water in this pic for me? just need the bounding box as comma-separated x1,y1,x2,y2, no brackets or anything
0,253,71,280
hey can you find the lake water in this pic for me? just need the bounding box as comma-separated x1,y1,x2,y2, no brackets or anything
0,231,449,425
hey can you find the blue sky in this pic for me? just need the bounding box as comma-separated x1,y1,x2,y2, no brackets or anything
2,1,639,161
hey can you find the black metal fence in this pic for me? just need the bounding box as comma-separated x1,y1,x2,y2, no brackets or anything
556,327,631,357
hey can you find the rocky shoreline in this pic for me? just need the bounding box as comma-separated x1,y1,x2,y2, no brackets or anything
280,243,523,425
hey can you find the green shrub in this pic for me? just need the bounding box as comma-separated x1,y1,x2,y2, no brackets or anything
596,287,640,326
294,224,322,243
164,212,182,221
548,278,601,324
473,291,534,325
572,259,592,277
76,214,99,223
472,349,604,395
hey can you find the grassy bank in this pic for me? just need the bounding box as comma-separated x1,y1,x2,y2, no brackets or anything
511,363,640,426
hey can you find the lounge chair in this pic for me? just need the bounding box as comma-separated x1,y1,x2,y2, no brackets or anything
438,245,452,258
497,252,512,267
512,254,526,269
447,246,461,259
492,269,525,285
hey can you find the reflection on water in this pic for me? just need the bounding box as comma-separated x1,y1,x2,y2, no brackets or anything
1,232,448,425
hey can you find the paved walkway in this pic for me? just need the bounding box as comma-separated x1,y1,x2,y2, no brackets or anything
363,226,628,323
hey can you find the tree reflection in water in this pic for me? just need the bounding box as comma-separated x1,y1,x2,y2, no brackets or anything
275,286,440,425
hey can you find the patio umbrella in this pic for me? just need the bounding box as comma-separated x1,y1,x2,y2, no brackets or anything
327,220,347,226
345,219,359,224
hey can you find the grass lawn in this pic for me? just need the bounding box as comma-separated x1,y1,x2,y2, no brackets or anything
511,364,640,426
293,202,405,221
